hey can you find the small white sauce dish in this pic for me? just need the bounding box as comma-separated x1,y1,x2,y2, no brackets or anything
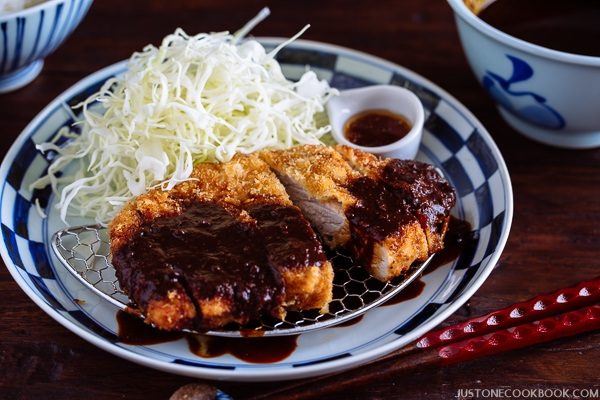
326,85,425,160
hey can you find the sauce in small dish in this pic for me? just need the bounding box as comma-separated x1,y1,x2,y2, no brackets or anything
344,109,412,147
326,85,424,159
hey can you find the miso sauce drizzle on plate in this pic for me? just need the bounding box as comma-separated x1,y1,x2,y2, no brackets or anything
117,310,185,345
426,217,477,272
384,280,426,305
186,335,298,363
344,109,412,147
116,310,298,363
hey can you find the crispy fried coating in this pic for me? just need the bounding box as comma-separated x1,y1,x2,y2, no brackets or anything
191,154,333,312
335,145,455,253
262,145,433,281
110,153,333,330
260,145,359,248
109,145,455,330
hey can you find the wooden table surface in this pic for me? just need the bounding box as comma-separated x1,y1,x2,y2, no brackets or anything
0,1,598,399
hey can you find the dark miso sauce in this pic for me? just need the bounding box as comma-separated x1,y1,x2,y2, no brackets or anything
117,310,185,345
117,310,298,363
344,109,412,147
381,159,456,241
186,335,298,363
112,201,286,329
478,0,600,57
346,176,415,265
383,279,426,306
248,204,327,269
424,216,476,275
345,159,456,269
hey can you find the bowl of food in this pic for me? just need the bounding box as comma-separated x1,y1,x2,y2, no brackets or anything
0,0,93,93
447,0,600,149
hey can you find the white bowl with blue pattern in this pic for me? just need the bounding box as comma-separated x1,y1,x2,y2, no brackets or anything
448,0,600,149
0,0,93,93
0,39,513,381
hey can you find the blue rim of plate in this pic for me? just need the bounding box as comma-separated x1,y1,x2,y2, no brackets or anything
0,38,513,381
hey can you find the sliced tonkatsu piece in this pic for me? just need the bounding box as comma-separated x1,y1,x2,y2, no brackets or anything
111,191,197,331
109,153,333,330
190,153,333,312
111,248,197,331
110,191,285,330
345,175,430,281
142,201,285,329
259,145,359,248
247,203,333,312
335,145,456,253
260,145,429,282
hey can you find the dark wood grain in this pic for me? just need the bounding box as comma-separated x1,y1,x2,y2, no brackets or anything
0,1,598,399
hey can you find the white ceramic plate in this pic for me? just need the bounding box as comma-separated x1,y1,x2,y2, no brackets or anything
0,39,513,382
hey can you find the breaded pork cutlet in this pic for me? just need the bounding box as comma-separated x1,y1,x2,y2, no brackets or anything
260,145,430,282
189,153,333,313
110,145,455,329
335,145,456,253
110,190,198,331
110,190,285,331
110,153,333,331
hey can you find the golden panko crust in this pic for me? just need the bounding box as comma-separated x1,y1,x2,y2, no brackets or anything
109,152,333,330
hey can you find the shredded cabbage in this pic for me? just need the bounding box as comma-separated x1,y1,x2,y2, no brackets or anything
31,8,337,224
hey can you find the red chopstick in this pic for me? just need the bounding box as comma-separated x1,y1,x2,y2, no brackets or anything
436,304,599,364
416,276,599,350
249,277,600,400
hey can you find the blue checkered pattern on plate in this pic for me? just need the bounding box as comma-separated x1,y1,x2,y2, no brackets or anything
0,39,512,380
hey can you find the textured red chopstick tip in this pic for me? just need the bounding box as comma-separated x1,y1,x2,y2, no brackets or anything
587,307,599,319
556,294,569,303
488,332,507,346
464,321,478,332
537,320,555,333
511,326,531,339
486,315,501,326
533,300,546,311
440,328,458,340
561,313,581,326
510,307,524,318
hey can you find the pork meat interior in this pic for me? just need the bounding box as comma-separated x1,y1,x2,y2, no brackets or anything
110,145,455,331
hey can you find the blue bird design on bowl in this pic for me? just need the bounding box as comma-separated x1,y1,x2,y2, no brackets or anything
483,55,565,129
